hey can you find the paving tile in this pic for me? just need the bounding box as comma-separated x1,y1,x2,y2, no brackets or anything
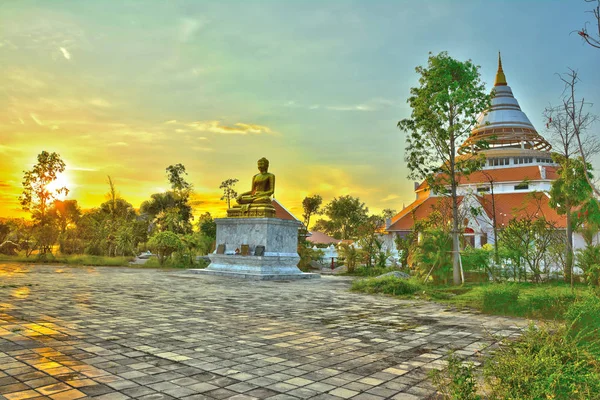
0,265,526,400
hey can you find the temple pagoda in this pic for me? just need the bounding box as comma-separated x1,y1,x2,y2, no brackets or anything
387,54,565,248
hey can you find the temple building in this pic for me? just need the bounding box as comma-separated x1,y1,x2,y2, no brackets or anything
386,54,574,249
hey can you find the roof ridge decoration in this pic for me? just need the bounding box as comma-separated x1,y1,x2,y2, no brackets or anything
494,52,507,86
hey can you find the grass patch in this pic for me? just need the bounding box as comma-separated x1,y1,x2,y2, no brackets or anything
0,253,132,266
344,265,407,277
351,276,423,296
354,278,592,321
432,296,600,399
143,257,209,269
482,284,520,314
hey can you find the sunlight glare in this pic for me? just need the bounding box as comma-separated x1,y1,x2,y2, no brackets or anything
47,172,72,200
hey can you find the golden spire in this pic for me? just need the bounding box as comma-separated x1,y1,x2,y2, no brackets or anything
494,52,507,86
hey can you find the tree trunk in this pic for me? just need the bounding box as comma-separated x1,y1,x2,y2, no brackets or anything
451,189,461,285
565,209,574,287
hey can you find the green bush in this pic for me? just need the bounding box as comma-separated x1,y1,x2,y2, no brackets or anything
349,265,401,277
351,276,422,296
523,291,577,319
484,323,600,400
576,244,600,286
482,284,520,314
461,247,491,272
430,352,480,400
564,295,600,357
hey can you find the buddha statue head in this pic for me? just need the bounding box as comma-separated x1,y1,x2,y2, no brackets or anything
257,157,269,173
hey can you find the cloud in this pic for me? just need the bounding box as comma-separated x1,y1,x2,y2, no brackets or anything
59,47,71,60
166,120,275,135
326,104,373,111
108,142,128,147
87,98,112,108
284,98,398,112
30,113,44,126
382,194,400,202
179,18,207,42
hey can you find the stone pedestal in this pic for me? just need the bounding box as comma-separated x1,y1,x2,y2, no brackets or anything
189,218,319,280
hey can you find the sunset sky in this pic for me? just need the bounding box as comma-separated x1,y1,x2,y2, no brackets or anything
1,1,599,221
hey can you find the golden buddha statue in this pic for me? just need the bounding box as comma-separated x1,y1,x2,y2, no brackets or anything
227,157,277,218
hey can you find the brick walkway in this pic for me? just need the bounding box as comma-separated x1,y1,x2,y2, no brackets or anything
0,264,526,400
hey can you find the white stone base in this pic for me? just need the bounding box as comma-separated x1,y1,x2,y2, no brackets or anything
191,217,319,280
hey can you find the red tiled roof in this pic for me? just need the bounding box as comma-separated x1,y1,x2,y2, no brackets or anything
272,199,300,221
416,166,558,191
387,196,463,231
480,192,566,228
388,191,566,231
307,231,341,245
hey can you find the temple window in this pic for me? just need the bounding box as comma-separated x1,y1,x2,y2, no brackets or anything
514,183,529,190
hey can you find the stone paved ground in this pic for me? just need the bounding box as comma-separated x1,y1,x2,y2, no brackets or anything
0,264,527,400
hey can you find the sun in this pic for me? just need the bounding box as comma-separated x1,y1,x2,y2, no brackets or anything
47,172,72,200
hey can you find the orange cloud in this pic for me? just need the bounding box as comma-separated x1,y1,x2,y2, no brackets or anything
166,120,275,135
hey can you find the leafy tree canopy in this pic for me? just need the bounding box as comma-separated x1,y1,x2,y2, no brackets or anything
313,195,368,240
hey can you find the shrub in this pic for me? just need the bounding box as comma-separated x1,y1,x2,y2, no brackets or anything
576,244,600,286
524,291,577,320
430,352,480,400
349,265,400,277
461,247,491,272
564,295,600,357
482,284,519,314
148,231,184,266
351,276,422,296
484,323,600,400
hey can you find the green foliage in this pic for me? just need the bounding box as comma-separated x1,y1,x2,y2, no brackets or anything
297,242,324,272
301,194,322,230
434,296,600,400
166,163,192,192
219,178,239,209
398,52,492,286
397,52,491,183
564,295,600,357
148,231,184,266
198,212,217,239
576,244,600,286
338,243,364,273
499,198,562,282
351,276,422,296
460,246,491,272
19,151,68,221
430,352,480,400
482,284,520,314
347,265,401,277
313,195,369,240
483,322,600,400
357,214,385,268
412,228,452,284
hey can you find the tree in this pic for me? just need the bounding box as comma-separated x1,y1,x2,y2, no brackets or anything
313,195,369,240
500,193,562,282
549,156,596,284
357,214,385,268
381,208,397,222
198,212,217,239
148,231,183,266
49,200,81,234
166,163,192,192
19,151,68,254
220,178,239,209
545,70,599,284
578,0,600,49
398,52,492,285
302,194,322,230
19,151,68,221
